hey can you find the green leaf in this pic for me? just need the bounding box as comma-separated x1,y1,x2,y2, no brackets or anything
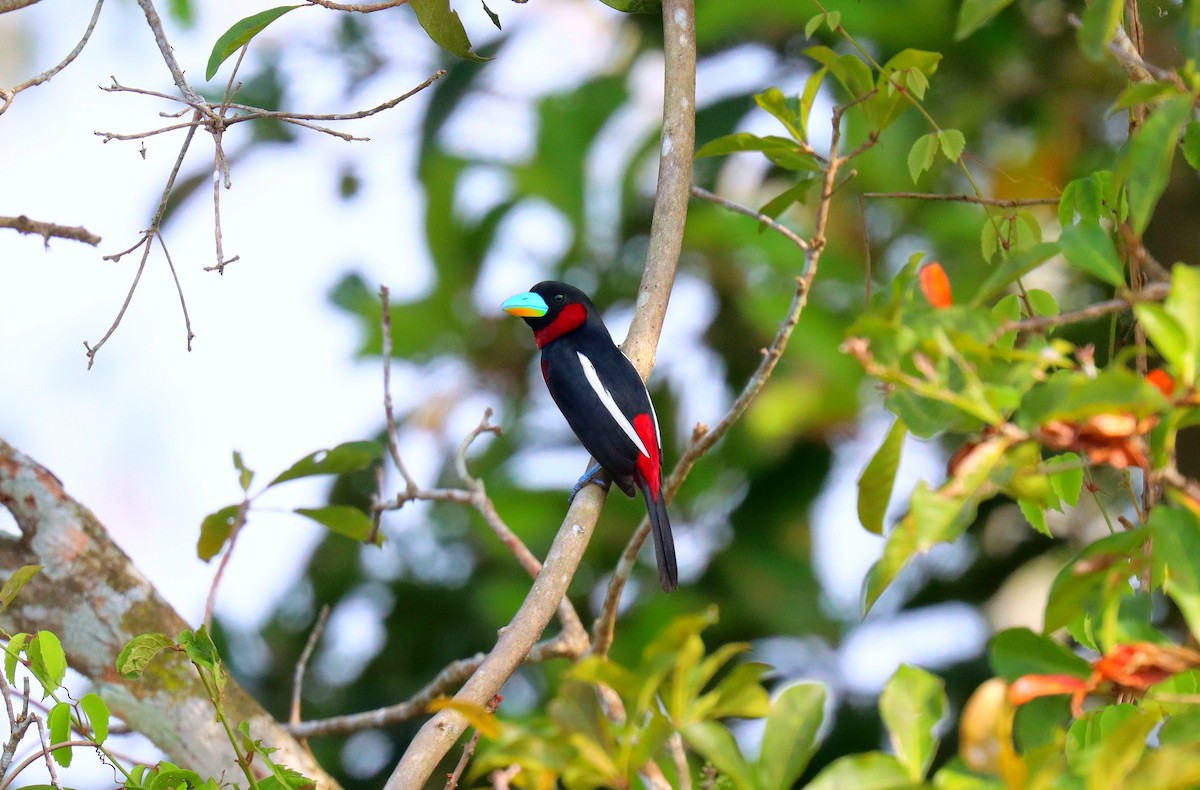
48,701,73,767
205,6,302,81
804,46,874,109
682,721,754,790
410,0,490,62
5,633,28,685
857,419,906,534
1059,223,1125,287
756,683,826,790
29,631,66,698
150,768,206,790
167,0,195,27
1044,529,1147,633
179,626,221,673
594,0,660,12
754,88,805,142
0,565,42,612
1018,497,1051,537
197,504,241,562
481,0,500,29
971,242,1059,303
865,437,1009,608
989,627,1091,680
1078,0,1122,62
80,692,110,744
1027,289,1059,318
1047,452,1083,508
232,451,254,492
1150,506,1200,637
955,0,1017,40
1185,121,1200,172
939,129,966,163
1135,304,1190,384
759,180,817,220
294,505,380,545
268,440,383,486
1120,95,1193,234
116,632,175,680
1150,263,1200,387
805,751,912,790
880,665,946,781
799,68,827,140
908,133,939,183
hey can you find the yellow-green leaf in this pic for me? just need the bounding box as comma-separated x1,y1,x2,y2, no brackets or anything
857,419,906,534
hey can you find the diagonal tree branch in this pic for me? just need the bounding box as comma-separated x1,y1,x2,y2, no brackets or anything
382,0,695,785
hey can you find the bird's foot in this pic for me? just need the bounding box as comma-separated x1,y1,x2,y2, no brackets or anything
570,463,610,501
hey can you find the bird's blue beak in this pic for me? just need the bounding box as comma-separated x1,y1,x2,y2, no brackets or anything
501,292,549,318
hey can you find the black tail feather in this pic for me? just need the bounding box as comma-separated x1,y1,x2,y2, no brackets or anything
638,478,678,592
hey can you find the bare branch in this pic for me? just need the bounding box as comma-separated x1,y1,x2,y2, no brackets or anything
0,0,104,117
384,0,695,783
994,281,1170,339
202,502,249,630
290,604,332,729
0,216,101,247
862,192,1060,207
85,122,199,368
155,231,195,351
690,185,809,250
306,0,410,11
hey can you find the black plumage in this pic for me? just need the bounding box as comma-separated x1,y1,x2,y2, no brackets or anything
503,281,678,591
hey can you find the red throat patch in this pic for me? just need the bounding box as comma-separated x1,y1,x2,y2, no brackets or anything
534,303,586,348
633,413,662,498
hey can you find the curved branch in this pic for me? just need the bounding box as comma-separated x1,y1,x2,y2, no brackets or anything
382,0,696,784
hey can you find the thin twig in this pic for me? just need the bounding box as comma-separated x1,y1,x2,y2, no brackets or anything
290,605,331,729
489,766,521,790
306,0,409,10
155,231,195,351
689,185,809,250
288,634,575,738
0,0,105,116
86,123,199,368
379,286,420,498
202,502,249,630
31,717,63,790
862,192,1059,207
0,215,101,247
994,281,1170,339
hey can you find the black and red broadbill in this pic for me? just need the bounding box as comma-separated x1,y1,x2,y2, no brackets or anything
502,281,678,591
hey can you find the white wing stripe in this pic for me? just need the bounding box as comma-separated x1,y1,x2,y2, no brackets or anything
577,351,650,458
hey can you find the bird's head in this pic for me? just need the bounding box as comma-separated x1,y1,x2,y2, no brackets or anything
501,281,598,347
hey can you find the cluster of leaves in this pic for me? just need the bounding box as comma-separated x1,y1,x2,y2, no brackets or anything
198,441,383,562
468,608,963,789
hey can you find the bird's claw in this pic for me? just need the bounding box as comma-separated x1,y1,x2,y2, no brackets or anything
569,463,610,502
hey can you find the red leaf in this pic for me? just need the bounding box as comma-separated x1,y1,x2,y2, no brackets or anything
1146,369,1174,398
1007,674,1088,706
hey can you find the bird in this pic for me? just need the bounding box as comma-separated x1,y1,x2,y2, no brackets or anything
502,281,678,591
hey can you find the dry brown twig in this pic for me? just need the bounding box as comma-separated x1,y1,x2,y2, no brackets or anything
0,216,101,248
290,604,332,731
306,0,410,11
0,0,105,116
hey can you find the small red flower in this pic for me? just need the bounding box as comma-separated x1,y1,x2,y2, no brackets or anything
1147,369,1174,398
919,262,953,308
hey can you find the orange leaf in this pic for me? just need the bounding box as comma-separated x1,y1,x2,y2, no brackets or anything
1007,674,1087,706
1147,369,1174,398
919,262,953,308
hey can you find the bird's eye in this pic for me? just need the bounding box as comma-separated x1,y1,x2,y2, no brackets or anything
553,294,565,304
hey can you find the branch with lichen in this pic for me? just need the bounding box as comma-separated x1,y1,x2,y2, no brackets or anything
0,437,342,788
